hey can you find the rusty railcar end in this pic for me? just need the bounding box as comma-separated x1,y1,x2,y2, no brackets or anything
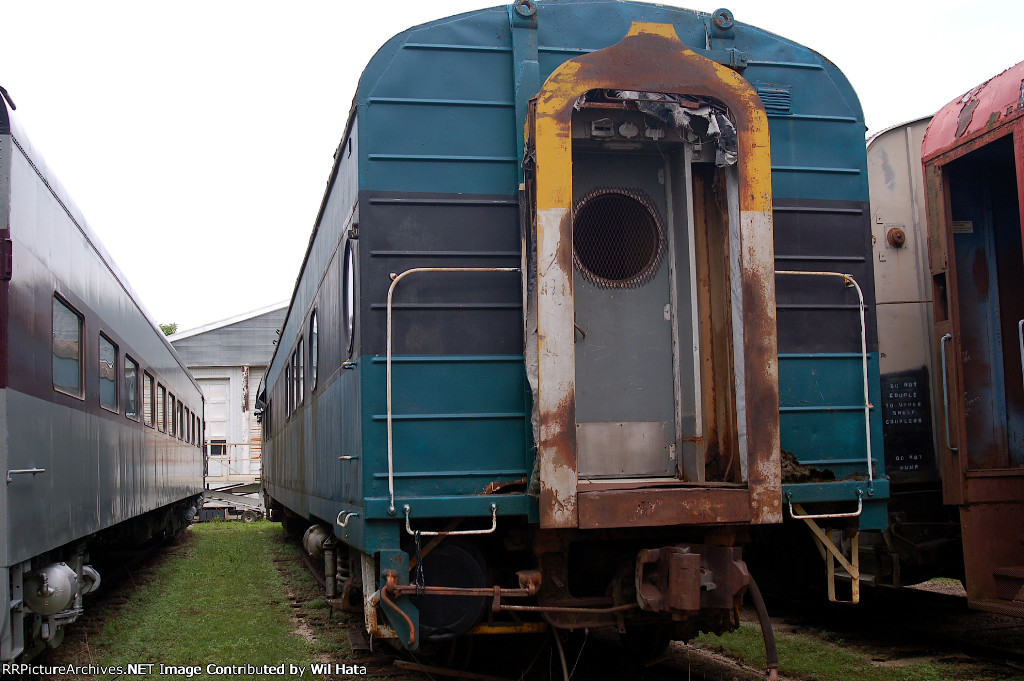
528,22,779,530
922,59,1024,617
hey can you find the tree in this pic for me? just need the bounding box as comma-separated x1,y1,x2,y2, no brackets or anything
160,322,178,336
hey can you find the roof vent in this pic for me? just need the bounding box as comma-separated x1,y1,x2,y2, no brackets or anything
756,84,792,115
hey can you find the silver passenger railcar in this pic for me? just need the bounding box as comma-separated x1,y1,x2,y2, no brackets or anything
0,92,204,660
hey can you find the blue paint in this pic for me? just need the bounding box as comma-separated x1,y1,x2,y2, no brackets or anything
356,1,867,203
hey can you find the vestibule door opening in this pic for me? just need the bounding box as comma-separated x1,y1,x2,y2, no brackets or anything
570,100,740,484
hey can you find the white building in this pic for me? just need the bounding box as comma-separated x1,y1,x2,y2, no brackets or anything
169,303,287,487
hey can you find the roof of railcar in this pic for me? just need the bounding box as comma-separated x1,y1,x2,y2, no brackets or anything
269,0,870,381
922,59,1024,162
1,96,199,387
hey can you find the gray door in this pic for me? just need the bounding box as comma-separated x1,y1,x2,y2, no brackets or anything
573,152,678,478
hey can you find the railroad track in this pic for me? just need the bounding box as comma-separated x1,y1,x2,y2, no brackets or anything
763,584,1024,670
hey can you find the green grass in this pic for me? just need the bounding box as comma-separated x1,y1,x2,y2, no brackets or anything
696,624,1024,681
96,522,315,680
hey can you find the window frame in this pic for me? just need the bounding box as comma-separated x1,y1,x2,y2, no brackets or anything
343,240,356,358
157,384,167,432
168,393,177,437
296,336,304,408
52,294,84,399
124,355,140,421
144,372,155,427
310,310,319,391
284,364,292,416
98,333,119,413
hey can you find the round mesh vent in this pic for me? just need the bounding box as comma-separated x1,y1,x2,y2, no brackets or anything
572,188,665,288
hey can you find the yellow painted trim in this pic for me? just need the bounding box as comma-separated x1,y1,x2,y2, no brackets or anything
626,21,681,40
530,21,777,528
533,21,771,215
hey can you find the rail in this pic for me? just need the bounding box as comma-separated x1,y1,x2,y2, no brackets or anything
385,266,521,515
7,468,46,483
1019,320,1023,395
940,333,958,453
775,271,874,517
404,503,498,536
787,489,864,519
205,442,261,479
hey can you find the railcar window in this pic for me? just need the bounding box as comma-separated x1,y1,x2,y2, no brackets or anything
344,241,356,357
177,403,184,440
310,311,318,391
169,394,177,437
144,373,155,426
52,296,84,397
285,365,292,415
99,334,118,412
158,385,166,432
184,407,190,442
296,337,305,407
125,356,139,420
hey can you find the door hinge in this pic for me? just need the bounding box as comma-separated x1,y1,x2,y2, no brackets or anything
1,236,11,281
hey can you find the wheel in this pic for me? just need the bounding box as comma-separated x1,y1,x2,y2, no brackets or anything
241,510,257,523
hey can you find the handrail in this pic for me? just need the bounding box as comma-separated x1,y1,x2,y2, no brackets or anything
404,503,498,536
940,333,958,453
787,489,863,519
385,267,521,515
336,510,359,539
7,468,45,483
775,271,874,496
1019,320,1023,395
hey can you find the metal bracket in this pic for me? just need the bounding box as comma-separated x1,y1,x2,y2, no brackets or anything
403,504,498,536
335,510,359,539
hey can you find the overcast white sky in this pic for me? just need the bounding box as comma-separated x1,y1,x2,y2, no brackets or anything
2,1,1021,331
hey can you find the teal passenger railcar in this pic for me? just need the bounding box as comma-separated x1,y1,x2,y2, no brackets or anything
260,0,884,655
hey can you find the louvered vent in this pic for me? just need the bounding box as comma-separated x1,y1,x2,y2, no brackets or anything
757,85,792,114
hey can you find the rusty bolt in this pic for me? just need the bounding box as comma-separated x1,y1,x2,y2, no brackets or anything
886,227,906,248
515,0,537,18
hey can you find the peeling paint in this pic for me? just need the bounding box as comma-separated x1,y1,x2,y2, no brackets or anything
528,21,779,530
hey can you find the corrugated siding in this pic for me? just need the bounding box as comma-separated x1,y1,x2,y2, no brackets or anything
172,308,285,368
